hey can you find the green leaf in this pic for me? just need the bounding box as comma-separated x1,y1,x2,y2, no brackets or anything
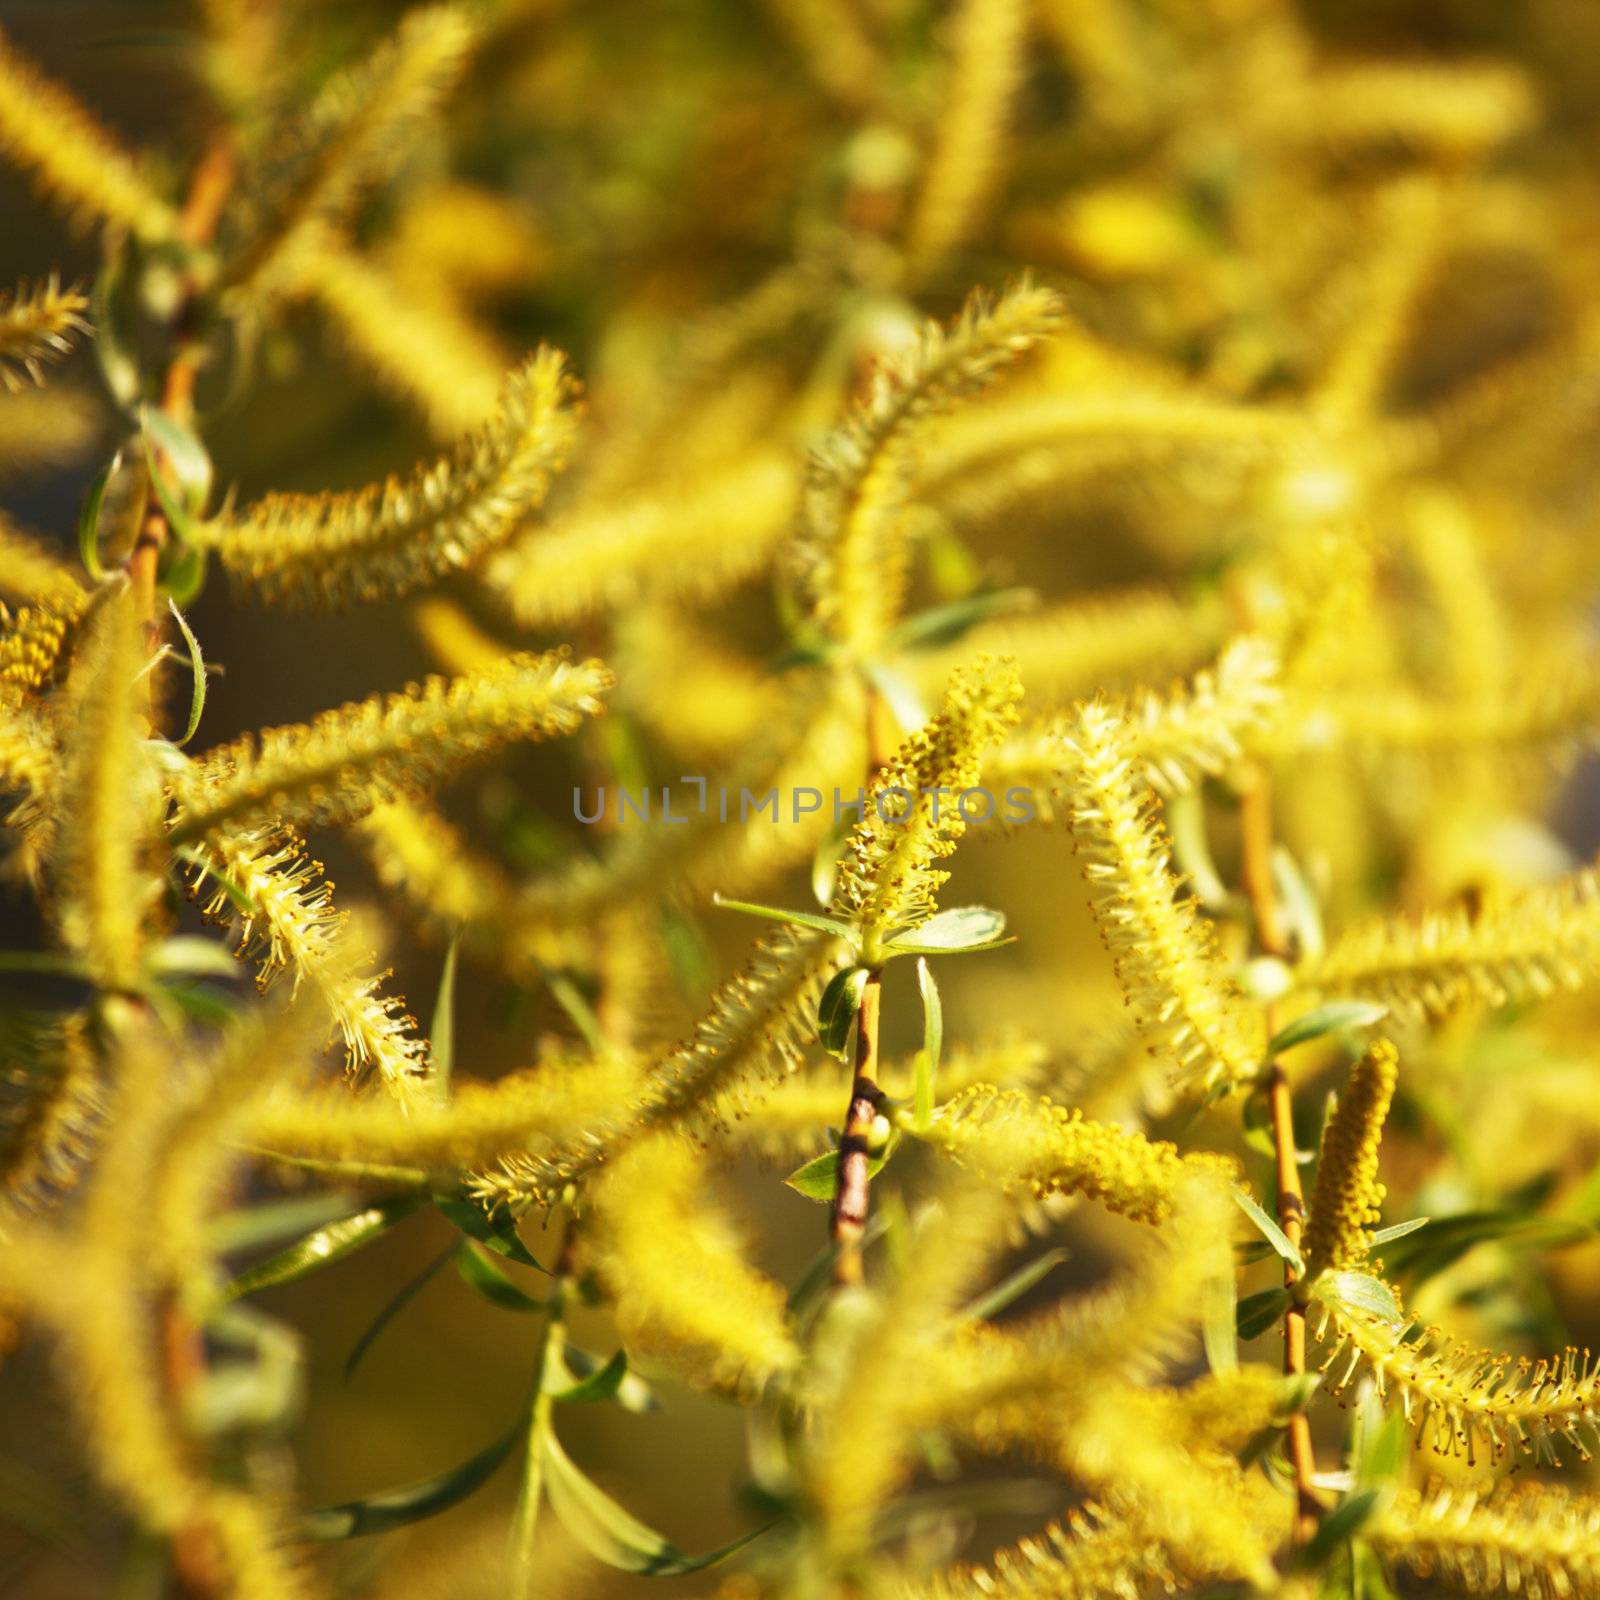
963,1249,1066,1324
548,1349,627,1403
1235,1286,1292,1339
1298,1489,1383,1570
1368,1217,1429,1248
345,1244,458,1383
712,894,856,941
914,957,941,1128
1312,1271,1403,1324
146,935,237,980
816,965,869,1057
1267,1002,1389,1058
543,968,604,1054
1202,1265,1239,1376
140,404,213,513
784,1146,890,1203
455,1242,548,1312
209,1192,359,1256
1240,1084,1276,1158
542,1430,768,1575
299,1418,521,1539
1272,845,1326,962
165,599,207,745
883,587,1035,652
884,906,1007,956
559,1346,659,1414
1352,1385,1407,1490
158,537,207,606
1232,1186,1305,1277
429,934,460,1097
220,1196,423,1301
434,1196,547,1272
77,452,115,580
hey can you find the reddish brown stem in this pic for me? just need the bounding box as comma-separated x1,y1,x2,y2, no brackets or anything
830,973,883,1286
1239,769,1321,1548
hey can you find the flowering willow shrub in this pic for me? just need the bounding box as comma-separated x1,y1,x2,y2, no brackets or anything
1,3,1600,1598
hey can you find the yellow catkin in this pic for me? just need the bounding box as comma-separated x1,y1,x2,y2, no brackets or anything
1064,701,1267,1091
834,656,1022,941
1373,1481,1600,1598
187,828,432,1098
0,30,178,237
904,0,1030,274
994,634,1281,820
792,284,1062,658
246,1047,641,1176
0,513,86,608
279,233,509,437
1298,864,1600,1020
921,588,1224,714
51,588,159,990
487,446,797,628
470,925,848,1208
206,349,577,607
222,4,478,293
584,1132,800,1395
355,797,588,973
1314,1299,1600,1466
1301,1038,1399,1278
0,277,89,391
167,649,612,844
916,1083,1237,1225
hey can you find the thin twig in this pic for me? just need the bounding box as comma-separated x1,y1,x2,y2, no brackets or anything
1239,766,1321,1548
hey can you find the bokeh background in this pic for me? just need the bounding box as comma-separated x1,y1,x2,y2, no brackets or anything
4,1,1600,1595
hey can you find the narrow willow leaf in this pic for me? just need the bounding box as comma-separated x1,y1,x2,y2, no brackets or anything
884,905,1007,955
209,1193,359,1256
455,1242,547,1312
434,1195,546,1270
1241,1085,1276,1158
1368,1217,1429,1248
221,1196,424,1301
429,933,460,1095
883,587,1035,652
146,935,238,980
345,1243,459,1382
299,1419,521,1540
1233,1186,1306,1277
1298,1489,1383,1569
713,893,857,940
1268,1002,1390,1057
961,1248,1066,1323
914,956,942,1127
1312,1270,1403,1323
542,1431,767,1575
817,965,869,1056
166,599,207,745
1236,1286,1293,1339
1353,1387,1408,1489
1203,1265,1239,1376
76,453,113,579
560,1347,659,1414
548,1349,627,1403
785,1146,890,1202
1273,845,1326,962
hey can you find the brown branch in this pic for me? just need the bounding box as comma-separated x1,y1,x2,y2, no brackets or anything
1239,767,1321,1548
830,972,883,1286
